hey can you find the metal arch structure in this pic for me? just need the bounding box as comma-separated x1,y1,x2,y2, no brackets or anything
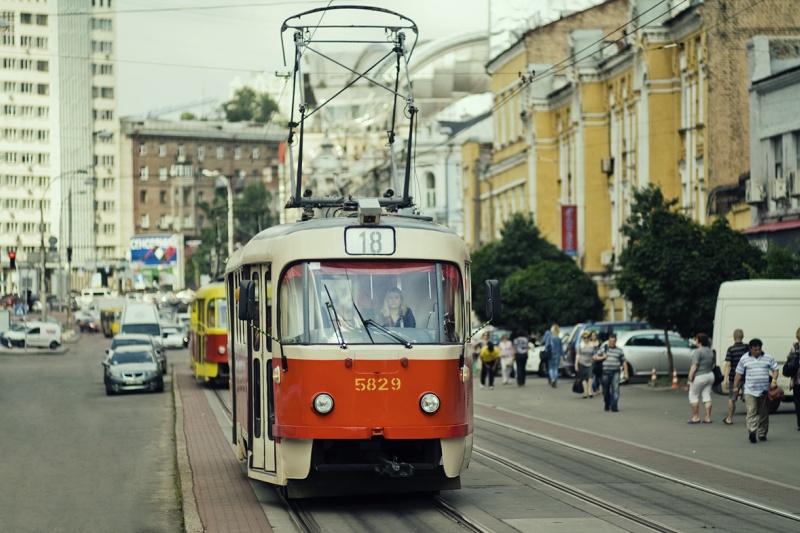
280,6,420,214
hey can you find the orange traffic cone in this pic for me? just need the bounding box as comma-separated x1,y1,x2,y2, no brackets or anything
649,366,657,387
671,368,679,389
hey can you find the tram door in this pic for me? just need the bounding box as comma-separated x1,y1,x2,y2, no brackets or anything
249,266,276,473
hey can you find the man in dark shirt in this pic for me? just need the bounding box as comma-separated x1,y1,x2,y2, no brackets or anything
722,328,748,425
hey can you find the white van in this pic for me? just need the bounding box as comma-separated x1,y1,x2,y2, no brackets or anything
5,321,62,349
119,303,163,340
712,280,800,409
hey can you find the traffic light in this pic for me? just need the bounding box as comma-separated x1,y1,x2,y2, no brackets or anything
8,249,15,269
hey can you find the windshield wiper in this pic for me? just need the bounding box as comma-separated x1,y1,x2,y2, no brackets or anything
350,299,375,344
363,318,412,349
323,285,347,349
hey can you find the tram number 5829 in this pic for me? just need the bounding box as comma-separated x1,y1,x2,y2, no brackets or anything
345,227,395,255
355,377,401,391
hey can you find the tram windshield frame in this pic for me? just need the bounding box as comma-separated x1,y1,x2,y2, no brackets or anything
279,260,464,345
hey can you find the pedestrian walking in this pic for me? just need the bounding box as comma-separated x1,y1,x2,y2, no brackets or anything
787,326,800,431
733,338,780,443
687,333,715,424
722,328,748,425
575,331,595,398
594,333,629,412
471,330,489,372
479,340,500,390
589,331,602,395
498,334,514,385
545,324,563,388
512,331,530,387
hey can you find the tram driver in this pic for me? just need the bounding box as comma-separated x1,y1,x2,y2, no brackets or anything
380,287,416,328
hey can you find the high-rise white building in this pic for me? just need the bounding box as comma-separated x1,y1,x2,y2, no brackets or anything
0,0,119,297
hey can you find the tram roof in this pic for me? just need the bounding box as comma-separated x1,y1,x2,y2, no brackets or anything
226,214,467,275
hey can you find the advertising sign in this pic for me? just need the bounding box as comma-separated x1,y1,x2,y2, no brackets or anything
130,235,180,266
561,205,578,256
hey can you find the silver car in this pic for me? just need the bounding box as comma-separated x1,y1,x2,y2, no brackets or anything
614,329,696,377
102,345,164,395
106,333,168,375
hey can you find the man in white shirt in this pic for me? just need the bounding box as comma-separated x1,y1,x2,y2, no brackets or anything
733,338,779,443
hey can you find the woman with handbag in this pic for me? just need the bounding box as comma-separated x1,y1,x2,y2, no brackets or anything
575,331,595,398
687,333,715,424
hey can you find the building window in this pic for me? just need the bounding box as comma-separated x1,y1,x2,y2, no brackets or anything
140,190,147,204
20,82,33,93
216,146,224,159
197,145,205,161
158,143,166,157
159,190,167,204
159,167,167,181
2,58,15,69
234,146,242,160
36,61,48,72
3,81,16,92
252,147,260,160
37,84,49,96
3,105,16,116
139,166,149,180
99,109,112,120
178,144,186,159
35,37,48,49
139,214,149,229
425,172,436,206
36,14,48,26
19,59,31,70
100,87,113,98
20,36,32,47
774,136,783,179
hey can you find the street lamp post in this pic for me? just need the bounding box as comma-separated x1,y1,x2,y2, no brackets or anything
201,169,234,257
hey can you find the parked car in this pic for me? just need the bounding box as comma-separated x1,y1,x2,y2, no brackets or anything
613,329,696,378
106,333,167,375
102,345,164,395
563,321,650,372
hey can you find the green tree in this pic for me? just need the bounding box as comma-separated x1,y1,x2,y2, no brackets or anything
222,87,279,124
470,213,603,333
180,112,197,121
234,181,277,243
502,262,604,335
617,185,764,373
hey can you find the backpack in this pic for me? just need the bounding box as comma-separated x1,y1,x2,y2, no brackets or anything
782,343,800,378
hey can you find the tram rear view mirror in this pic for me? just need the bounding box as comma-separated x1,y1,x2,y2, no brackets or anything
238,280,256,320
484,280,501,322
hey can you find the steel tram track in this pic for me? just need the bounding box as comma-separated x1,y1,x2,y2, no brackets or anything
210,387,488,532
472,445,680,533
476,414,800,527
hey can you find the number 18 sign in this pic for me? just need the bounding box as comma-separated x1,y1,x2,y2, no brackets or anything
345,227,395,255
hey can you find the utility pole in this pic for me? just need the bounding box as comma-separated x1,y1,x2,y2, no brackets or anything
39,199,47,322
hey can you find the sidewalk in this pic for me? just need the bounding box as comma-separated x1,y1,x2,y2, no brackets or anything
173,359,274,533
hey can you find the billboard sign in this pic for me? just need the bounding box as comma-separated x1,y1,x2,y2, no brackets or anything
130,234,180,266
561,205,578,256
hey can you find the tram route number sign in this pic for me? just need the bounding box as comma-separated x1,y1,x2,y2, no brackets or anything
345,227,395,255
355,377,401,391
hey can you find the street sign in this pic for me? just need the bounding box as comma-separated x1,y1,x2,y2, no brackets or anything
13,304,25,317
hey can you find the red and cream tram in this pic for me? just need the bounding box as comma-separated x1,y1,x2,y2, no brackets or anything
222,6,499,497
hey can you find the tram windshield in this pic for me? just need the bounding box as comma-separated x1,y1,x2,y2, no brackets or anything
280,261,464,345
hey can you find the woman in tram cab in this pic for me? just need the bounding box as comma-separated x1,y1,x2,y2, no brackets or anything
380,287,416,328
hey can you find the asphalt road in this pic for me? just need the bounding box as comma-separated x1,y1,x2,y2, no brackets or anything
0,332,181,533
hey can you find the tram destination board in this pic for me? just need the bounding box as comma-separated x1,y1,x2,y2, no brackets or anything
344,227,395,255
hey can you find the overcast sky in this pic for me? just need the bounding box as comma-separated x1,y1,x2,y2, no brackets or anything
115,0,601,117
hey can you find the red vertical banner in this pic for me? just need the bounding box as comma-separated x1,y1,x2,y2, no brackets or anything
561,205,578,256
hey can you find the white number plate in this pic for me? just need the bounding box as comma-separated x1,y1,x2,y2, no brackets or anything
345,227,395,255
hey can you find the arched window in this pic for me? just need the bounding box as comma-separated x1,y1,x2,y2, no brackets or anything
425,172,436,206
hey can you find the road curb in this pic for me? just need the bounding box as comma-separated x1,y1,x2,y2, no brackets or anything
173,363,203,533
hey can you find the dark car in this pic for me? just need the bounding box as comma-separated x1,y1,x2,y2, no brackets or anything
563,321,650,373
106,333,167,375
102,345,164,395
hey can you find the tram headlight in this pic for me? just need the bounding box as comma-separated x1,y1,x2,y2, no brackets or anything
419,393,440,414
313,393,334,415
460,365,471,382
